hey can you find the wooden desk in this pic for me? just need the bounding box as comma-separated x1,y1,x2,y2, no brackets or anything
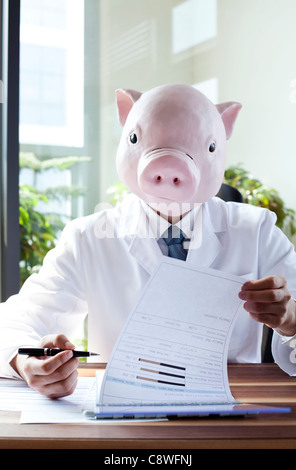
0,363,296,450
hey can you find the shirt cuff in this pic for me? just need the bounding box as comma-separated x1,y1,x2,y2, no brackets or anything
0,346,29,380
274,328,296,347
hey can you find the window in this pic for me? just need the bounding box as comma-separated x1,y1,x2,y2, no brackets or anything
19,0,84,148
19,0,100,225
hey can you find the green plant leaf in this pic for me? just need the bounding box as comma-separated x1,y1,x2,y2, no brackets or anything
19,206,29,227
20,152,91,172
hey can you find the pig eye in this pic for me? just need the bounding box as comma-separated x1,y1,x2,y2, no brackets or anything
209,142,216,153
129,133,138,144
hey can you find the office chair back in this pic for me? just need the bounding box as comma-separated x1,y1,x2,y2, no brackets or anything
216,183,243,202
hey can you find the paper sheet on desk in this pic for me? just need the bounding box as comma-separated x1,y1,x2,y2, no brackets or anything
99,259,245,406
1,373,164,423
0,376,96,423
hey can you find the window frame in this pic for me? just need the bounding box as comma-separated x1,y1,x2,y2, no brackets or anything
0,0,21,301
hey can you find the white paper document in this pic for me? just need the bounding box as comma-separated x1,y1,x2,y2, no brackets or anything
0,376,96,423
0,372,166,423
98,258,245,407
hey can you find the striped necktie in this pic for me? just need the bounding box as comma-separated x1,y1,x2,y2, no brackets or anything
162,225,187,261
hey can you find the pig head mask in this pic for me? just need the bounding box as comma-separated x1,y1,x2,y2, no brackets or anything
115,84,242,218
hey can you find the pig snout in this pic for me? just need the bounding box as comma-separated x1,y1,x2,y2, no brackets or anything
137,148,200,202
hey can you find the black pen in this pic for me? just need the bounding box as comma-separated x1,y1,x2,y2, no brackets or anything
18,347,99,358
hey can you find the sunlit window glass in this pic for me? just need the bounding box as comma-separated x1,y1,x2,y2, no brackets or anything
19,0,84,148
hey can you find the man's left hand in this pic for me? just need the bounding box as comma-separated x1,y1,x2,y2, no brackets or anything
239,275,296,336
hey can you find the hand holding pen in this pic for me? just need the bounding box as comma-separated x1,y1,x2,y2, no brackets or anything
12,333,98,399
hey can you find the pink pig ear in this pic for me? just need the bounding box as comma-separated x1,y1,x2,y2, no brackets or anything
216,102,242,140
115,89,142,126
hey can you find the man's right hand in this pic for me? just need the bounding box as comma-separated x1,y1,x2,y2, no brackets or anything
10,334,79,398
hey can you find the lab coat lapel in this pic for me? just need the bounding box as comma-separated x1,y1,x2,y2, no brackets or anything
129,235,162,276
119,195,162,275
187,198,226,268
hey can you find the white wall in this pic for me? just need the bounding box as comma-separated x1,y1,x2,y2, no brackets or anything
98,0,296,216
216,0,296,212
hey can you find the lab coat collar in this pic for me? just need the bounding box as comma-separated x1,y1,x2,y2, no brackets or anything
118,194,227,275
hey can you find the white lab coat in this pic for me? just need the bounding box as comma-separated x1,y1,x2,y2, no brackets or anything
0,194,296,378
